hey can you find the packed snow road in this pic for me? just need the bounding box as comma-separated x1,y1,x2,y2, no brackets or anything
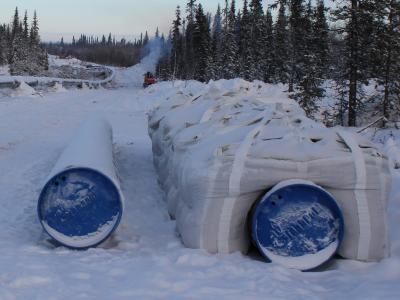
0,71,399,299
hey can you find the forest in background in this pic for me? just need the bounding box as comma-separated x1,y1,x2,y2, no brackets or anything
44,30,156,67
0,8,48,76
1,2,399,128
155,0,400,127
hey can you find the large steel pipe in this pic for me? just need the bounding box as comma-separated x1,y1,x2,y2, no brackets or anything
251,180,344,270
37,116,124,249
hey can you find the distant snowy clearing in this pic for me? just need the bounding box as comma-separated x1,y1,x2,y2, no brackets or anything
0,64,399,299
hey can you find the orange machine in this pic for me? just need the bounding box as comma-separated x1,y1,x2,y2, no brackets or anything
143,72,156,88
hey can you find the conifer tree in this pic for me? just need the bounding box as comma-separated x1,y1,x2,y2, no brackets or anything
23,11,29,41
221,0,239,79
313,0,329,79
193,4,211,82
30,10,39,46
156,33,172,80
171,6,184,80
239,0,254,80
274,3,289,84
11,7,20,39
375,0,400,120
143,31,149,45
0,25,8,65
249,0,265,80
292,0,324,118
207,4,223,80
288,0,307,92
333,0,373,126
185,0,197,79
263,9,274,82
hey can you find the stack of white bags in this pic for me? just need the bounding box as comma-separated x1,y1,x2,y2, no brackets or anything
148,79,391,264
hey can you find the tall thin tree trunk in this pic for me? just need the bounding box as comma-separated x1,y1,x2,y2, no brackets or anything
348,0,358,127
383,1,394,122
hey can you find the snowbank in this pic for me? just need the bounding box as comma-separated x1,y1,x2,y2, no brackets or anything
148,79,391,267
0,55,115,91
11,81,38,97
0,65,9,76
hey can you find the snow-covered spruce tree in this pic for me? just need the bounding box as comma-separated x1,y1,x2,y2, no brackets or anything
238,0,255,80
0,25,8,65
193,4,211,82
220,0,239,79
332,0,375,126
263,9,275,83
249,0,266,81
156,33,172,81
207,4,223,80
373,0,400,121
9,34,29,75
330,42,350,128
8,7,27,75
184,0,197,79
23,11,29,41
8,7,20,63
273,3,290,84
8,9,48,75
288,0,308,92
11,7,20,39
313,0,329,79
170,6,184,80
30,11,48,73
143,31,149,46
292,0,324,118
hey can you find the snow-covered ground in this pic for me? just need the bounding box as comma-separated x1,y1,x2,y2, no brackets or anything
0,55,115,89
0,56,399,299
0,65,9,76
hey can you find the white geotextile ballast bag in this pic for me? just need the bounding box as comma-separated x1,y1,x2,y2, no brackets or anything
148,79,391,262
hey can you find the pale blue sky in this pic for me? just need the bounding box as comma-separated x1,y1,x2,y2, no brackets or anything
0,1,332,42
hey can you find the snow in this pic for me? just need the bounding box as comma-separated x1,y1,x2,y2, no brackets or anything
48,55,84,68
0,55,399,299
264,240,339,271
0,65,9,76
42,215,119,249
0,55,115,90
10,81,38,98
50,82,67,93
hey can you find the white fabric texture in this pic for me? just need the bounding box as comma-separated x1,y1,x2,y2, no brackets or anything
148,79,391,261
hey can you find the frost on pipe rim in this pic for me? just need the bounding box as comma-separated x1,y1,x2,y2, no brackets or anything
37,116,124,249
251,180,344,271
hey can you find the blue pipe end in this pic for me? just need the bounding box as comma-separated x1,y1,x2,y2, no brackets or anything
251,181,344,270
38,168,123,249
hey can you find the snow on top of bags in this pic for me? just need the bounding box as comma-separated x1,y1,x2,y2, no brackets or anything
149,78,381,164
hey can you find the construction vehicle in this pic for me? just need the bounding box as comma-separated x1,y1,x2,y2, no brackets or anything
143,72,156,88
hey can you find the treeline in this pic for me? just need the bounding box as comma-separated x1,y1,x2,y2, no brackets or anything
156,0,400,126
0,8,48,75
45,31,156,67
